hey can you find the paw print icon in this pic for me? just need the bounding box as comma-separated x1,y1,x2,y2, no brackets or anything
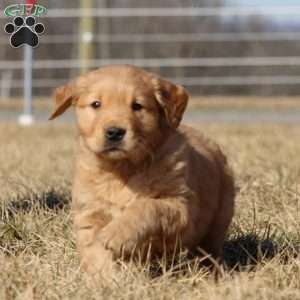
4,16,45,48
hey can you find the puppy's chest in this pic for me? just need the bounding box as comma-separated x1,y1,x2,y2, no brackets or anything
90,175,137,218
76,158,186,220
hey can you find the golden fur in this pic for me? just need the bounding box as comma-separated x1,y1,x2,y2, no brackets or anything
50,65,234,274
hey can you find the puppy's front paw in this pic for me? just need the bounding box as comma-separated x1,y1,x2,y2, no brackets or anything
98,221,138,257
81,241,116,276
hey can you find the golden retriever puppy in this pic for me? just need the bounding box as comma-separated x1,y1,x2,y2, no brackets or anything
50,65,234,274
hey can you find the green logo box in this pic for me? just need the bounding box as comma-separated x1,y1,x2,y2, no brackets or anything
4,4,47,17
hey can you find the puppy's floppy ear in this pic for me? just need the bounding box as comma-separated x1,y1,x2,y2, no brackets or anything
152,77,189,128
49,83,75,120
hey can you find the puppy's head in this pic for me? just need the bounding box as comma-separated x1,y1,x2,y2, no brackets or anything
50,65,188,163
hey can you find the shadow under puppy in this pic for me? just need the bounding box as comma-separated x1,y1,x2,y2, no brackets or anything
50,65,235,275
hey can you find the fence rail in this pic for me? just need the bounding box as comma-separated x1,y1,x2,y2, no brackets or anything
2,57,300,70
6,76,300,89
2,32,300,45
2,6,300,18
1,6,300,20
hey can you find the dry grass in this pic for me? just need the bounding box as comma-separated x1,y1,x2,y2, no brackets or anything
1,96,300,113
0,122,300,299
188,96,300,111
0,98,52,112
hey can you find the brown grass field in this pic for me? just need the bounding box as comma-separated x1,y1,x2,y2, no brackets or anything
0,121,300,299
1,96,300,112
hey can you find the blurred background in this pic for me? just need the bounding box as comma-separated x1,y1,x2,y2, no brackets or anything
1,0,300,123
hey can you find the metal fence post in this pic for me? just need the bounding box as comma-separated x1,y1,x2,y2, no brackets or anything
79,0,94,74
19,0,34,126
18,45,34,126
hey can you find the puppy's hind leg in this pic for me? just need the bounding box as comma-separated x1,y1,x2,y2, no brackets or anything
199,169,235,272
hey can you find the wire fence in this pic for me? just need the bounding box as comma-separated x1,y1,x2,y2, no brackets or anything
1,4,300,98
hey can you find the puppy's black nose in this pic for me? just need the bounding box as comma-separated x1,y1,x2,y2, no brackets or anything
106,127,126,142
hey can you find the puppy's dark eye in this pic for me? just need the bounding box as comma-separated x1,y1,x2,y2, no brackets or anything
132,102,143,111
90,101,101,109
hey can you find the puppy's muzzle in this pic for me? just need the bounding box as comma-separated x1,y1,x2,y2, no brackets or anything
105,127,126,143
